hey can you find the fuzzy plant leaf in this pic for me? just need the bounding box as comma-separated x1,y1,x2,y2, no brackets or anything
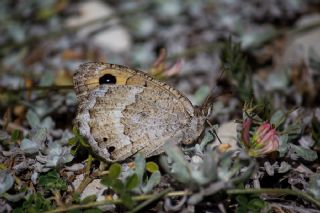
81,195,97,204
125,174,139,190
306,174,320,199
141,171,161,193
0,171,14,194
20,138,40,154
26,109,41,129
270,110,285,128
108,163,122,179
290,144,318,161
278,135,288,157
134,153,146,184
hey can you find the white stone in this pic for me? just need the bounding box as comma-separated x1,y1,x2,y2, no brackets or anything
66,1,131,53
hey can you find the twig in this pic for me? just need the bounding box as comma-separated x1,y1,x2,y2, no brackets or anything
75,155,94,195
227,188,320,208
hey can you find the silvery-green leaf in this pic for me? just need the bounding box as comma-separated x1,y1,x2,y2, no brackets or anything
188,192,204,205
0,171,14,194
241,26,276,49
66,92,77,106
190,170,210,185
41,117,55,130
171,162,190,184
264,161,274,176
142,171,161,193
270,110,285,128
265,69,289,91
191,85,210,106
306,174,320,199
218,153,233,181
20,138,40,154
45,157,59,167
199,128,215,151
278,161,291,173
56,130,74,145
60,148,74,164
286,124,302,138
0,130,9,140
290,144,318,162
26,110,40,129
45,142,63,167
299,136,315,149
31,172,39,184
31,128,47,144
164,143,187,167
278,135,288,157
2,191,26,202
134,153,145,184
202,154,217,182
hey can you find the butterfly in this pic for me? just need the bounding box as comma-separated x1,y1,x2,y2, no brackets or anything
73,62,212,162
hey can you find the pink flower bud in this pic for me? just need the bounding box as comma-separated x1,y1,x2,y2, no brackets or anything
242,121,280,157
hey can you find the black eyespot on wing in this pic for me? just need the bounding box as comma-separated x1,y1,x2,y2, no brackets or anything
103,137,108,142
99,74,116,84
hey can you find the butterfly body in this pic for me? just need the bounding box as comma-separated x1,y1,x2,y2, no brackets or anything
73,62,207,162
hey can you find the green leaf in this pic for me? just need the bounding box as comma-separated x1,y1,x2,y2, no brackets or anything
236,206,248,213
111,179,125,195
247,198,265,209
125,174,139,190
270,110,285,128
108,163,122,179
145,162,159,173
291,144,318,161
13,193,52,213
11,129,22,142
235,195,248,206
121,193,135,209
38,170,67,191
81,195,97,204
68,137,78,146
83,209,103,213
26,110,41,129
278,135,288,157
101,176,113,186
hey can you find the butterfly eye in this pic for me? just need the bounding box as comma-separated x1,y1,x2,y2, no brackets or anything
99,74,117,84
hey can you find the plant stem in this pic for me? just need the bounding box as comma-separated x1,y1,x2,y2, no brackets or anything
227,188,320,208
44,190,189,213
128,188,172,213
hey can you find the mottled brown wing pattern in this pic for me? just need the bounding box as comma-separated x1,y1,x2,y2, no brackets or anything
73,62,206,162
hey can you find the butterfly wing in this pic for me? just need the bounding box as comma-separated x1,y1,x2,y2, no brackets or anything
74,62,205,162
